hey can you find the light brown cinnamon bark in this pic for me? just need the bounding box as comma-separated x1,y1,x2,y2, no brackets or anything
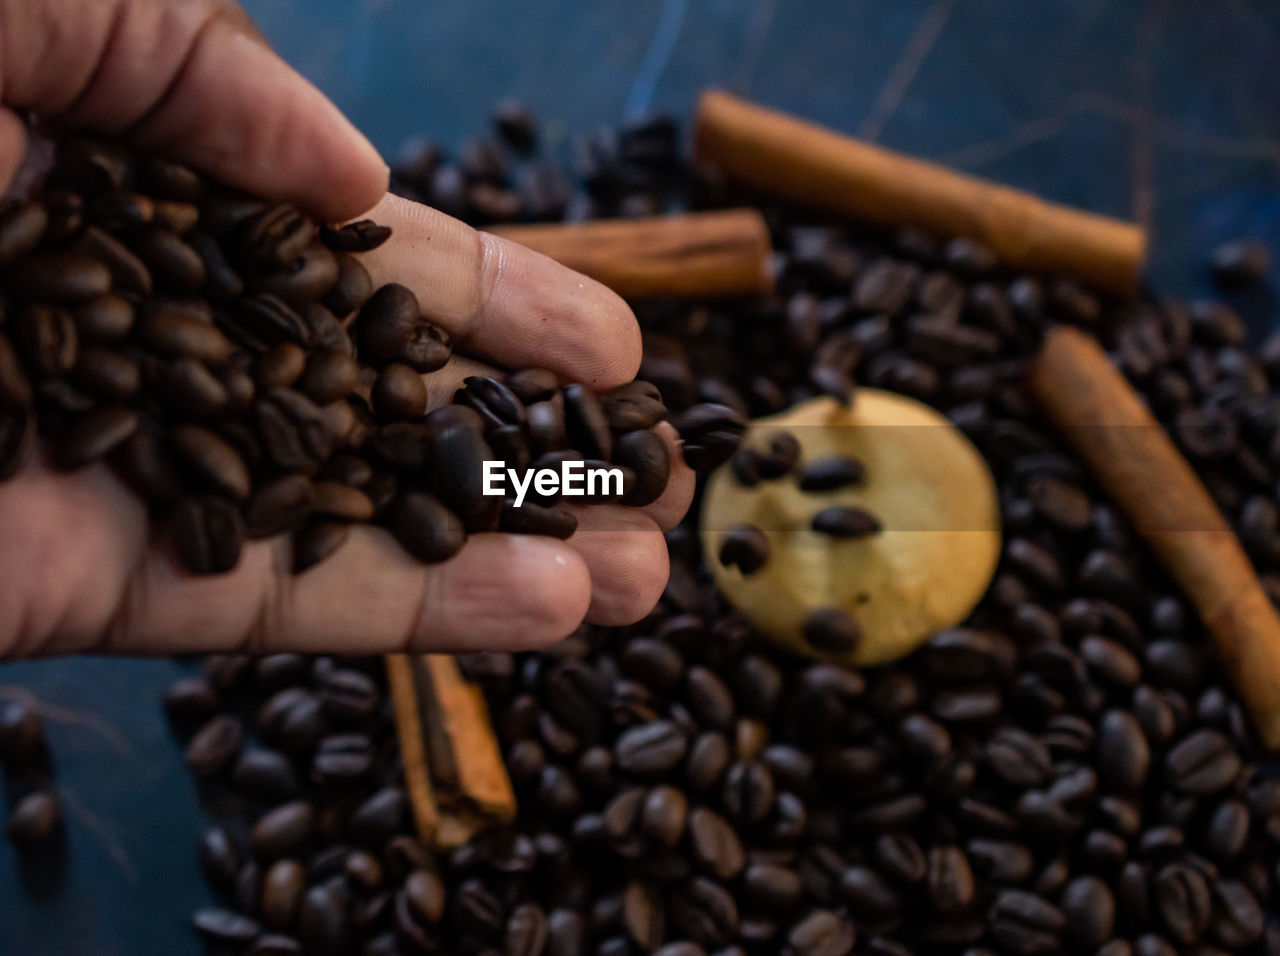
385,653,516,848
1029,327,1280,749
695,90,1146,297
489,209,773,298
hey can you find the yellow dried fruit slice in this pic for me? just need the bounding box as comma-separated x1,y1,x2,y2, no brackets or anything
701,391,1001,666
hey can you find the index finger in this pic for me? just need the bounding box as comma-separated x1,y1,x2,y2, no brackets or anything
359,194,643,390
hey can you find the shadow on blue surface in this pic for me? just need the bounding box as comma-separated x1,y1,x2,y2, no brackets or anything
2,2,1279,952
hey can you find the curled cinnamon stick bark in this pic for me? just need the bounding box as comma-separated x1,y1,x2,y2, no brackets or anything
1029,326,1280,749
695,90,1146,297
385,653,516,848
489,209,773,298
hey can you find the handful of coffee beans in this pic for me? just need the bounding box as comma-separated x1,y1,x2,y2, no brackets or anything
0,137,700,577
160,105,1280,956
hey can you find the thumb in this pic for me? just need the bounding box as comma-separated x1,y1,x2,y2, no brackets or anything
0,0,387,219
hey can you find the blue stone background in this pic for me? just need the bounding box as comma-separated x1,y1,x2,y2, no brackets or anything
2,1,1279,951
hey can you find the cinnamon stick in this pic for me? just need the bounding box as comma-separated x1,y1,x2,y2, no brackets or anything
385,653,516,848
694,90,1146,297
1029,326,1280,749
489,209,773,298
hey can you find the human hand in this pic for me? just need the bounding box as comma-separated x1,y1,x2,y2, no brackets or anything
0,0,695,659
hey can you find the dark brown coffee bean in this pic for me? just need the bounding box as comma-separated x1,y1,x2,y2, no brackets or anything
989,890,1066,955
387,491,465,563
251,801,314,859
253,387,334,473
10,252,112,301
297,882,351,956
1209,879,1264,948
669,877,738,948
292,521,350,573
6,790,60,845
802,608,862,653
52,405,138,469
620,881,665,948
1060,876,1115,950
137,302,232,364
230,749,299,803
0,201,47,263
243,474,314,538
984,727,1051,788
371,363,427,421
259,858,306,931
1098,709,1151,794
185,713,244,776
613,427,670,506
687,807,743,880
927,846,975,914
172,495,244,574
192,908,260,947
811,506,882,538
1154,862,1212,944
356,283,451,371
14,304,78,377
249,243,338,306
297,349,359,405
132,228,205,292
253,342,307,389
73,347,140,401
1166,730,1241,795
320,220,392,253
615,721,687,775
785,909,855,956
798,456,865,492
170,424,251,501
718,525,769,574
672,403,745,471
1204,799,1250,861
602,380,666,435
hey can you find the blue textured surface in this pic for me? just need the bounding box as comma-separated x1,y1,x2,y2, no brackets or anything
2,2,1279,952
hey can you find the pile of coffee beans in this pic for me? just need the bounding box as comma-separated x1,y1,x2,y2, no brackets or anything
0,137,693,577
0,699,61,848
160,104,1280,956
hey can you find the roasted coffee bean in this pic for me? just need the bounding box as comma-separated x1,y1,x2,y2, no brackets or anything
801,608,862,652
51,405,138,468
798,455,865,491
260,858,306,931
14,304,79,377
839,865,901,920
192,908,260,947
927,846,975,914
811,505,882,538
615,721,687,775
10,252,112,301
231,749,300,802
172,495,244,574
718,525,770,574
984,727,1051,788
320,220,392,253
603,380,667,434
1154,862,1212,944
1098,709,1151,794
1204,799,1250,860
134,228,206,292
244,474,314,538
185,713,244,776
74,346,140,401
989,890,1066,955
1209,879,1264,948
613,427,671,506
0,201,48,263
312,732,374,781
370,362,427,421
249,798,312,860
6,790,60,845
356,283,451,371
669,877,738,948
297,883,352,956
1061,875,1115,950
785,909,855,956
672,403,745,470
170,424,251,500
1165,730,1242,795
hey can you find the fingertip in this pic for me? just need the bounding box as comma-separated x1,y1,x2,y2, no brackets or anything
422,533,592,652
